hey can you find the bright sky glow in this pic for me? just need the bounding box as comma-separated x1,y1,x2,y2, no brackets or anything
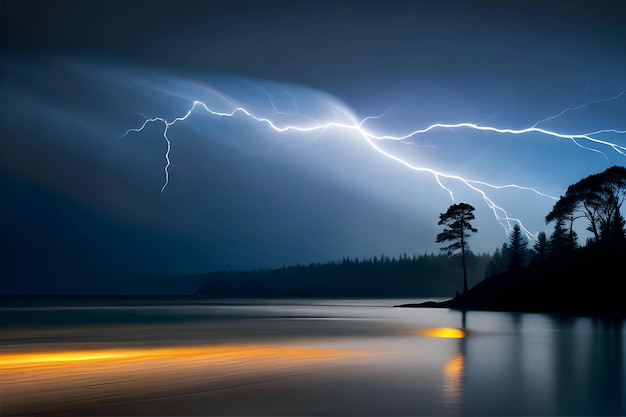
124,89,625,240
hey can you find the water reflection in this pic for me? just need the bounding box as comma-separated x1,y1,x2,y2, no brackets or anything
443,353,465,407
458,311,625,416
0,299,624,416
0,344,361,366
1,344,368,415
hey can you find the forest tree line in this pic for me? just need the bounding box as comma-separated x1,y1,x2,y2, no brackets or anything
195,166,625,298
194,251,493,297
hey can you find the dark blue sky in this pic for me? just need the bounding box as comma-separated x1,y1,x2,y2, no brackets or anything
1,1,625,293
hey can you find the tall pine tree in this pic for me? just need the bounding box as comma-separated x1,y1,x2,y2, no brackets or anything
436,203,478,293
507,224,528,270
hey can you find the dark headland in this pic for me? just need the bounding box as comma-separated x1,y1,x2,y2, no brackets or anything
395,241,626,316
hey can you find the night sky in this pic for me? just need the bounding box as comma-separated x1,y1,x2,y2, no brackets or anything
1,0,625,294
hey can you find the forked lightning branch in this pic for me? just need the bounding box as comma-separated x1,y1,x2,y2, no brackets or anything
123,89,625,240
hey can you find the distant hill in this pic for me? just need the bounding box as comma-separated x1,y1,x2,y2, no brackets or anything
398,241,626,315
193,253,491,298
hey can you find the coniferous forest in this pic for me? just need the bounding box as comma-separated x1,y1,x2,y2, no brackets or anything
194,252,492,298
196,166,626,313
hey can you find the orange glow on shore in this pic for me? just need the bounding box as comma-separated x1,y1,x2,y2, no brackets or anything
415,327,465,339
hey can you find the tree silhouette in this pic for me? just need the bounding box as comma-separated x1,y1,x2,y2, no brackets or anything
436,203,477,294
549,217,577,254
546,165,626,244
507,224,528,270
532,231,548,263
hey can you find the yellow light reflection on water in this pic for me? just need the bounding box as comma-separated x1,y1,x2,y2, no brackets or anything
0,344,356,367
415,327,465,339
444,352,465,377
0,343,368,415
443,352,465,406
0,349,143,365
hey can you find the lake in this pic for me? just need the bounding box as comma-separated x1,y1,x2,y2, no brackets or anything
1,297,624,416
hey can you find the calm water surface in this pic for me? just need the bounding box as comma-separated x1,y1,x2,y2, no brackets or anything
1,297,624,416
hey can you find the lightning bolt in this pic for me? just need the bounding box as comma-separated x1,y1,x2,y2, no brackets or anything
534,88,626,127
123,90,625,240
